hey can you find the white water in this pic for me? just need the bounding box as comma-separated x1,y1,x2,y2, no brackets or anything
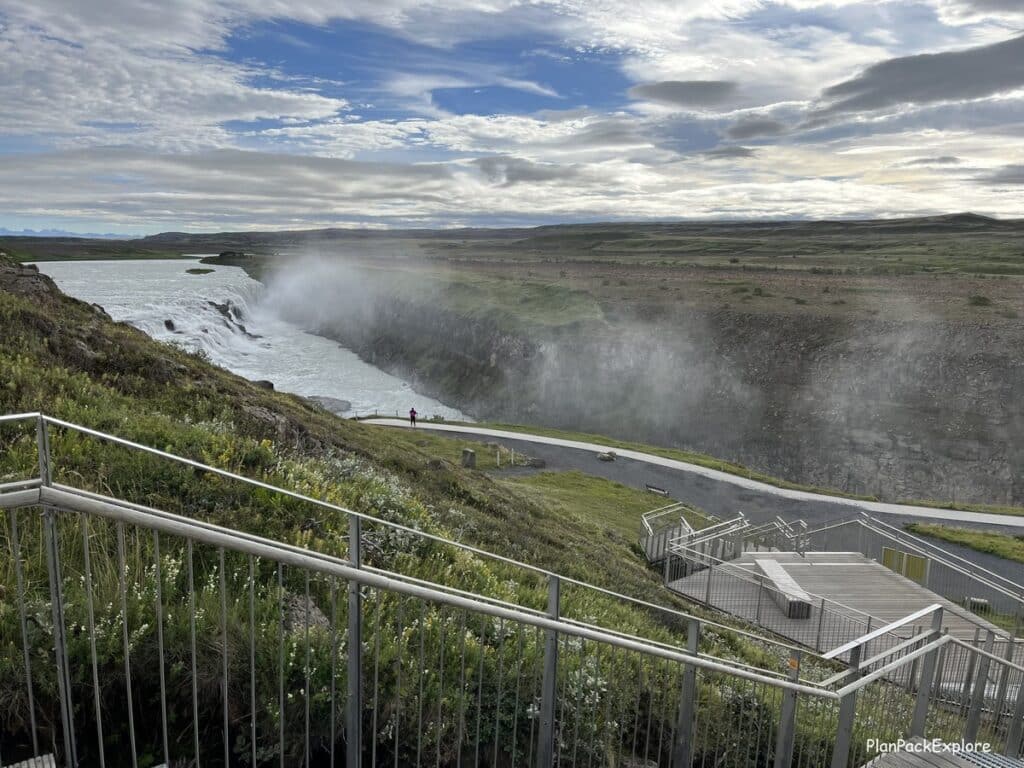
34,258,467,420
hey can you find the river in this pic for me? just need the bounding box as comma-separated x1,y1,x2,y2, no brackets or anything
33,258,467,420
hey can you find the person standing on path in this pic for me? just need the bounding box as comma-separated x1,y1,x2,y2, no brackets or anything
409,407,417,427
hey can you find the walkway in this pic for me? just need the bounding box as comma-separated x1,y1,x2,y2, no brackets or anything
365,420,1024,530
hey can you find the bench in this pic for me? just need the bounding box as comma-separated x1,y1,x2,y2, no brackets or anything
754,558,812,619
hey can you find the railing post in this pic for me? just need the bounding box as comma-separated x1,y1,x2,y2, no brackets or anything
672,618,701,768
38,417,77,768
347,514,362,765
910,608,943,738
815,598,826,653
994,632,1016,726
704,565,714,605
830,645,862,768
773,651,801,768
755,575,764,626
1003,657,1024,757
537,575,560,768
965,630,995,743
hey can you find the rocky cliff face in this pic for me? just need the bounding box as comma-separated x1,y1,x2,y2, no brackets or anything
302,293,1024,505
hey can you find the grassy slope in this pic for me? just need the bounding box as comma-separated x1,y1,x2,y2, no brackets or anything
907,523,1024,564
497,470,707,542
1,257,785,763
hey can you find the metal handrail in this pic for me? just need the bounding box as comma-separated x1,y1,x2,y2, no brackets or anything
823,604,943,660
1,413,825,660
861,513,1024,600
12,482,836,700
7,412,1024,767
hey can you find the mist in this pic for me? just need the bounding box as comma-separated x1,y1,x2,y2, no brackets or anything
258,253,1022,505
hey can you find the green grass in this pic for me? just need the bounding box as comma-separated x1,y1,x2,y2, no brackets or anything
497,470,709,542
3,254,866,765
434,420,880,502
906,523,1024,564
430,420,1024,518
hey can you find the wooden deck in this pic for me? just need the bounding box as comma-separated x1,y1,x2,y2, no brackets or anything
668,551,1003,655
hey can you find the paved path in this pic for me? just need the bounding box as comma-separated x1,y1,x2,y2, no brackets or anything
366,419,1024,531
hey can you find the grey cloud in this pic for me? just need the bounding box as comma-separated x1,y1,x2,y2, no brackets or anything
703,146,756,159
987,165,1024,184
726,117,787,140
628,80,737,107
817,34,1024,118
472,156,578,185
903,156,962,166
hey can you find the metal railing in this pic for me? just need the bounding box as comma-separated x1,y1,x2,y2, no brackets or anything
803,514,1024,630
640,502,695,564
2,414,1023,767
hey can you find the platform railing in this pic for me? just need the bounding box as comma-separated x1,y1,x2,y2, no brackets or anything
1,414,1022,767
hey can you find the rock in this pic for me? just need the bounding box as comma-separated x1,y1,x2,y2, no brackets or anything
281,591,329,631
252,379,275,390
307,395,351,414
526,457,546,468
164,319,176,332
597,451,617,462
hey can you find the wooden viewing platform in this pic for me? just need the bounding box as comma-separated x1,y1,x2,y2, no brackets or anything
668,551,1003,654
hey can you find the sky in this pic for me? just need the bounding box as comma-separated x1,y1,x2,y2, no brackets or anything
0,0,1022,234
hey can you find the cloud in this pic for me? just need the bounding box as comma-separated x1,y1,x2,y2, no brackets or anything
903,156,963,165
628,80,737,107
816,34,1024,118
472,156,578,185
703,146,757,159
987,165,1024,184
726,117,787,140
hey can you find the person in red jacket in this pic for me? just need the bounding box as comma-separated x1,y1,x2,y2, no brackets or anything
409,407,417,427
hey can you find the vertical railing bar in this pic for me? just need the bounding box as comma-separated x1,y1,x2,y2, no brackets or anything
556,632,569,765
493,617,507,767
153,532,171,766
455,610,468,768
965,630,995,742
527,625,541,768
116,521,139,768
830,644,861,768
416,600,426,768
278,562,286,768
511,626,525,768
220,547,230,768
671,618,700,768
347,514,363,767
474,612,486,767
630,653,642,761
773,651,801,768
537,575,560,768
1004,664,1024,756
330,577,338,768
570,637,585,768
910,609,943,738
394,598,405,768
81,514,105,768
187,539,201,767
435,607,447,768
586,642,604,768
651,654,668,766
304,569,311,768
373,590,383,768
249,554,257,768
9,509,39,757
39,416,76,768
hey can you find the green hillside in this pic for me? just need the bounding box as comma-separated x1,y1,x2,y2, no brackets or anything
0,257,866,766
